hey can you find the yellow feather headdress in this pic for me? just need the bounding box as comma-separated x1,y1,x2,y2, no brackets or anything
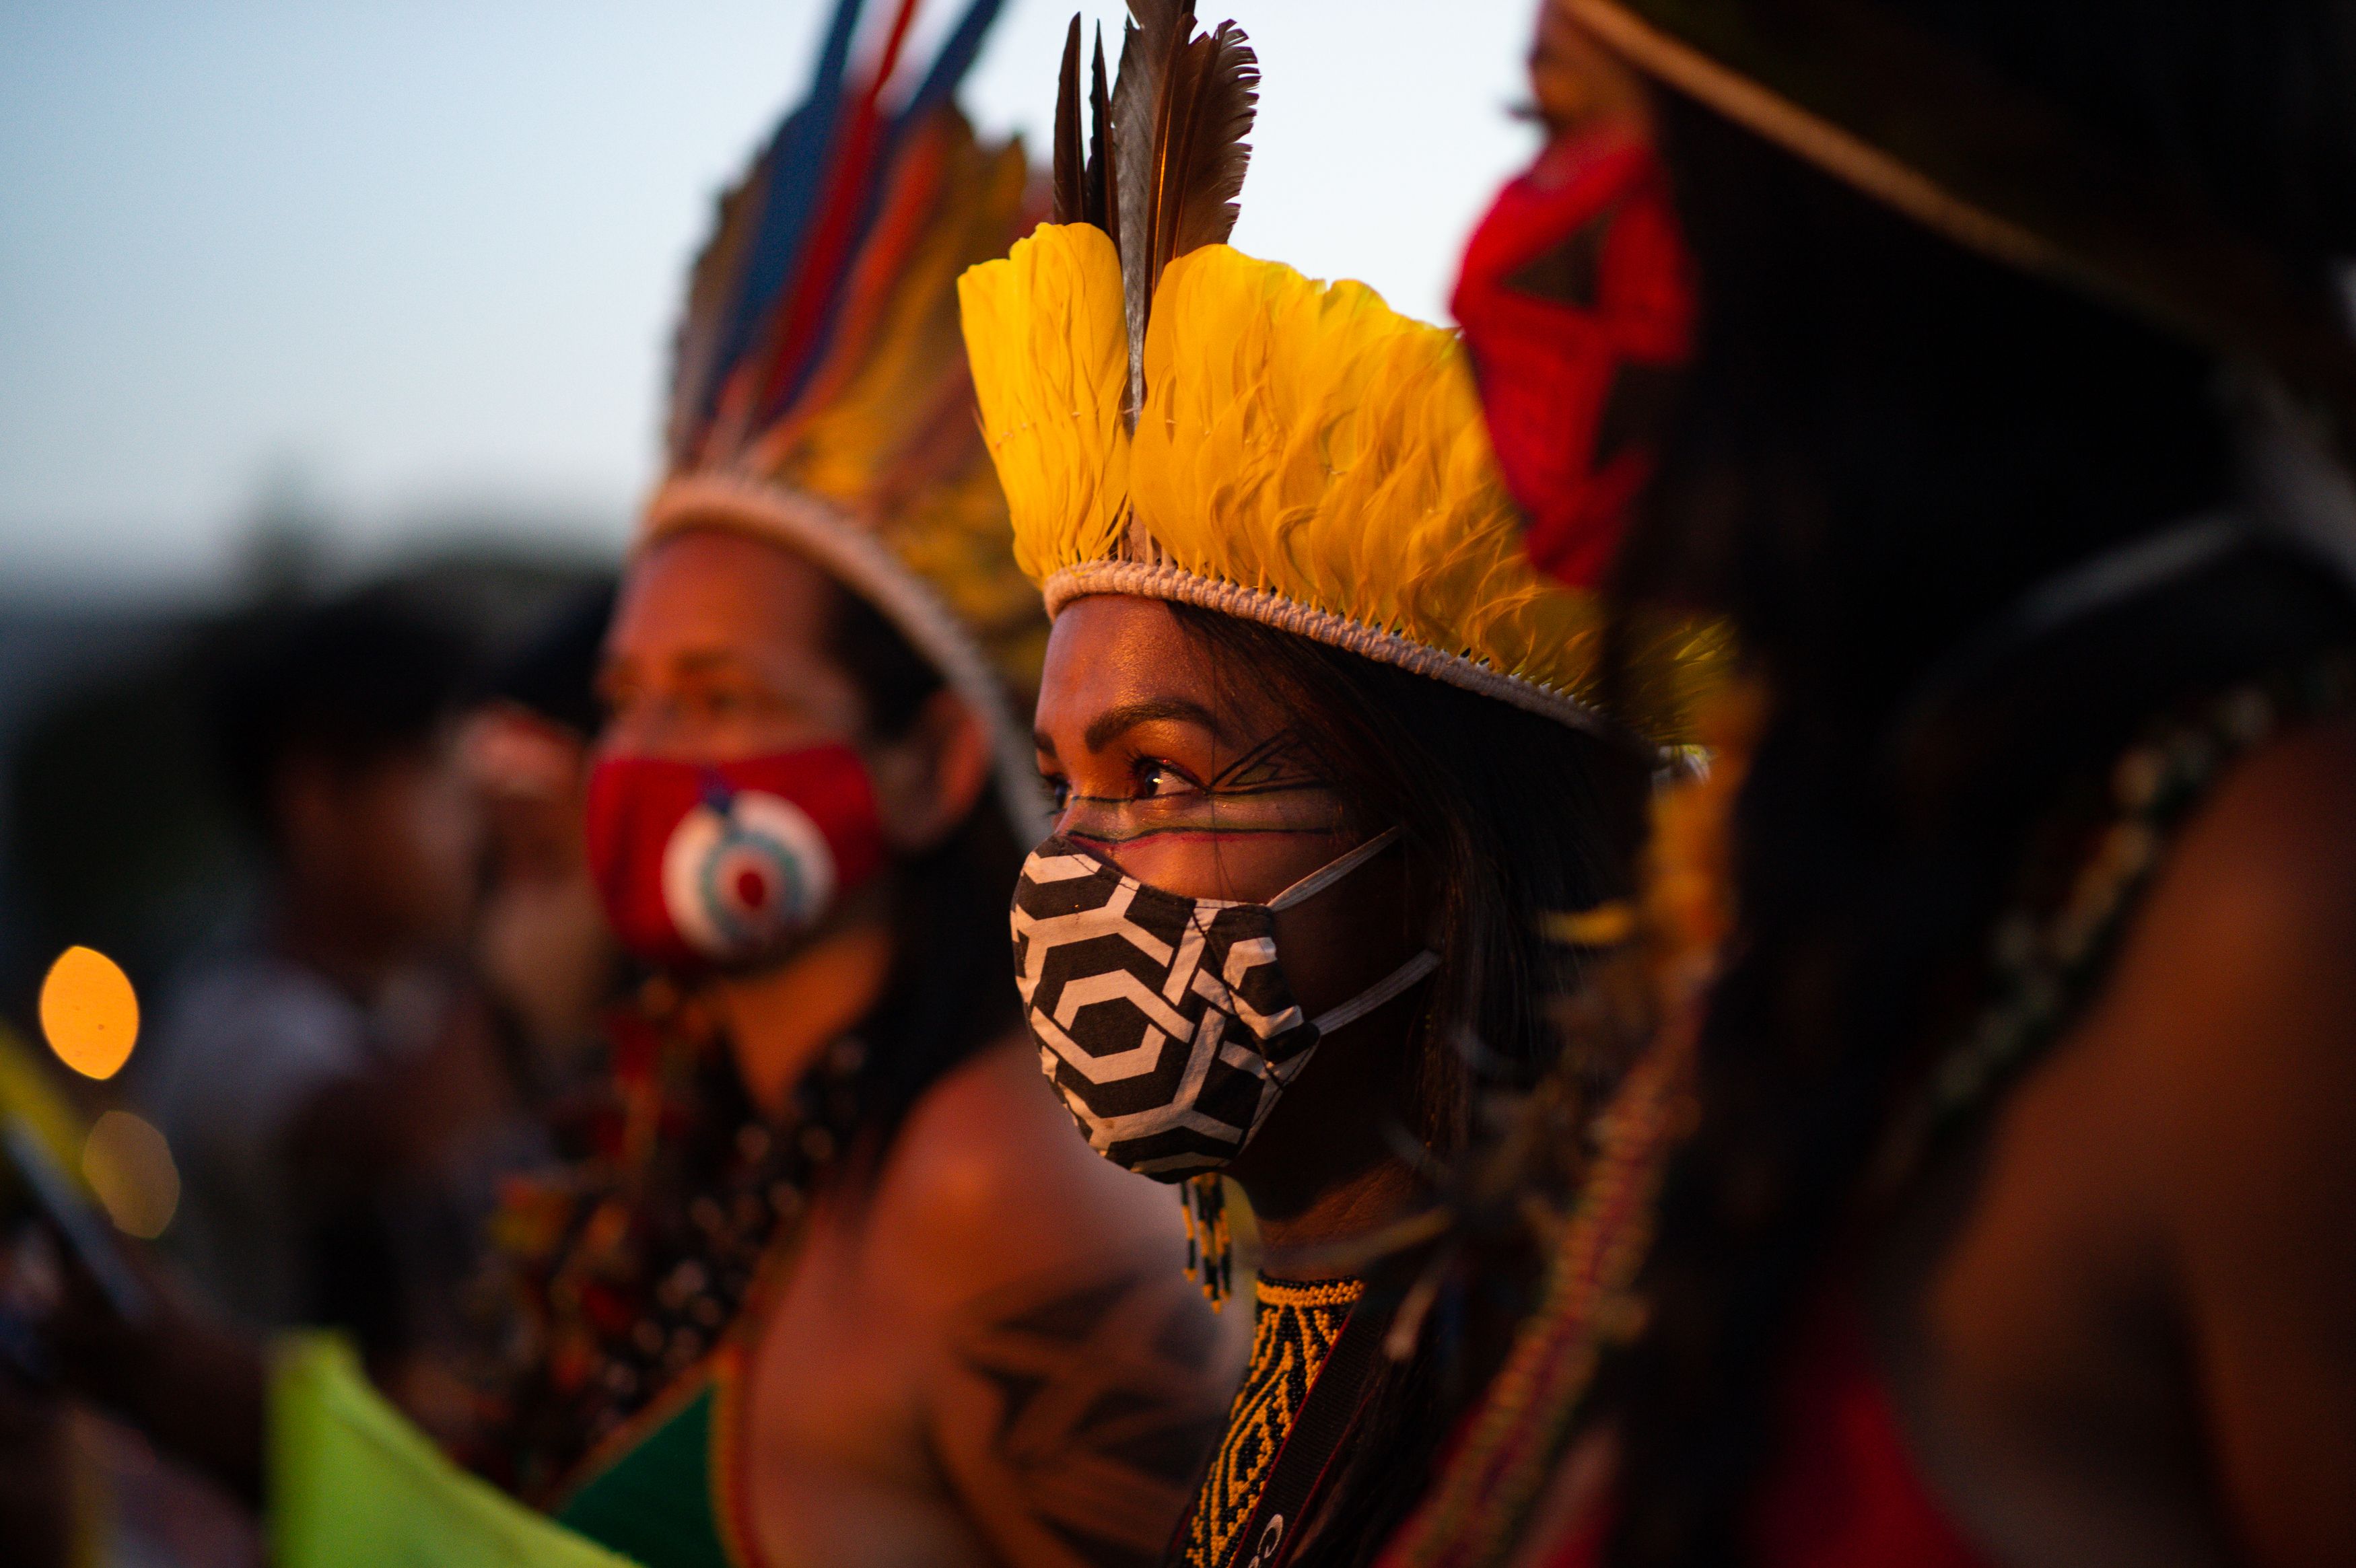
956,2,1710,743
639,0,1051,833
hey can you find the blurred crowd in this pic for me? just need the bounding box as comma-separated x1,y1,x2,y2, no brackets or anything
1,566,625,1561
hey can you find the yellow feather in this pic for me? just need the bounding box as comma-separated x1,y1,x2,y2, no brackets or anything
959,222,1133,583
959,237,1718,740
1133,246,1606,707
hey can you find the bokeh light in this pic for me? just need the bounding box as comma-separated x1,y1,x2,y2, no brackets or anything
82,1110,180,1240
39,944,141,1080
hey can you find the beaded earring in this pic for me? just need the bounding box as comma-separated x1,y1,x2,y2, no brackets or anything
1182,1174,1233,1309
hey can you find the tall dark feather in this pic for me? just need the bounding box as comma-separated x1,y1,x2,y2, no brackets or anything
1088,29,1118,240
1053,16,1086,223
1112,0,1185,421
1144,20,1256,289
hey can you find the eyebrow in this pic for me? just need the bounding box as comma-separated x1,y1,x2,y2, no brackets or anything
669,648,752,674
597,644,757,694
1035,697,1229,759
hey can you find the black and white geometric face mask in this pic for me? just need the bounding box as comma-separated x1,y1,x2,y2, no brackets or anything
1010,827,1441,1180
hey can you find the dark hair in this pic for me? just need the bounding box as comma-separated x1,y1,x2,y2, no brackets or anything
1168,603,1651,1141
1599,4,2356,1562
1168,602,1654,1566
823,585,1025,1164
212,587,475,849
481,578,617,738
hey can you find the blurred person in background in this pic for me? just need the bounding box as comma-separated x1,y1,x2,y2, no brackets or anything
0,584,519,1568
137,585,529,1366
463,579,628,1114
0,576,616,1568
1385,1,2356,1566
15,6,1243,1567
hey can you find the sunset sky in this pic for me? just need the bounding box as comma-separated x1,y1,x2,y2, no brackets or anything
0,0,1537,594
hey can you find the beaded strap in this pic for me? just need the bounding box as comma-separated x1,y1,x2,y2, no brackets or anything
1874,651,2356,1188
1377,1005,1698,1568
1184,1172,1237,1309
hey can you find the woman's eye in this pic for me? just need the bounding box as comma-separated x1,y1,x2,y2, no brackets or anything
1135,759,1202,799
1045,776,1072,812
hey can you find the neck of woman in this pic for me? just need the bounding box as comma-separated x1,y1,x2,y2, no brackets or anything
1243,1151,1426,1283
709,891,895,1118
1229,995,1438,1282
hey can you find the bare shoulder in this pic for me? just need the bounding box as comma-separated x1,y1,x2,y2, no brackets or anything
2116,713,2356,1038
1896,717,2356,1565
861,1034,1188,1312
2069,713,2356,1562
2162,711,2356,922
2080,711,2356,1195
854,1037,1247,1568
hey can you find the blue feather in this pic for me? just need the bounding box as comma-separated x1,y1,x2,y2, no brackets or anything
897,0,1005,124
689,0,870,431
757,0,1008,423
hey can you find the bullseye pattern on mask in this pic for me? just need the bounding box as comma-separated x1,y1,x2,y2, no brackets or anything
586,746,885,973
661,787,836,960
1010,830,1436,1180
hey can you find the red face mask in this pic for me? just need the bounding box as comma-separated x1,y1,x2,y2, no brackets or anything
583,744,887,972
1452,125,1696,589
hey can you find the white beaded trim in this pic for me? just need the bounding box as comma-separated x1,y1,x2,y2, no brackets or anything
1043,559,1616,738
643,473,1055,843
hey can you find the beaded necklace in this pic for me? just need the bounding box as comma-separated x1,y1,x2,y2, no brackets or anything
469,976,874,1499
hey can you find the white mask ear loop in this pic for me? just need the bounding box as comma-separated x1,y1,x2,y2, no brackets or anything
1309,949,1441,1038
1266,826,1406,913
1258,826,1438,1038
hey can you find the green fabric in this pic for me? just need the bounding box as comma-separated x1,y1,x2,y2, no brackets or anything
555,1378,735,1568
269,1333,639,1568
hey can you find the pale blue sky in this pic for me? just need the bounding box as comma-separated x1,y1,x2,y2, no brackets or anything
0,1,1539,594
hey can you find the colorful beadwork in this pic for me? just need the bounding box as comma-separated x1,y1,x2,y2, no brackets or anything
1184,1174,1235,1309
466,978,872,1499
1183,1275,1368,1568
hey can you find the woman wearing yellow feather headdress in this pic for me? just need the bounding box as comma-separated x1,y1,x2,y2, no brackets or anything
958,7,1713,1567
